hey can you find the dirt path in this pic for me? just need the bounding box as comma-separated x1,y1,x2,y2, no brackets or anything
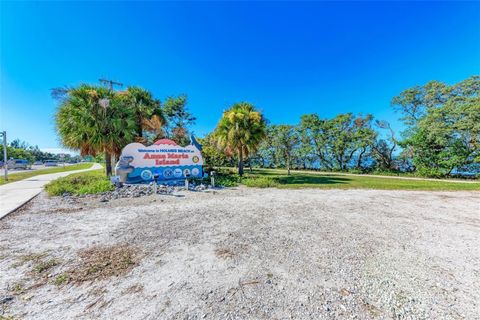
1,187,479,319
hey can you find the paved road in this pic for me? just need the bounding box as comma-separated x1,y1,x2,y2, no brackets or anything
0,163,76,177
0,163,102,219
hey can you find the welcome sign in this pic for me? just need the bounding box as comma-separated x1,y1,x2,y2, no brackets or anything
114,135,205,184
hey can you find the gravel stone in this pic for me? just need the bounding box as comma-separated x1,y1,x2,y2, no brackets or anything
1,187,479,319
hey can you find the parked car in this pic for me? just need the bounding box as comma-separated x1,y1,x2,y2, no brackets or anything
44,160,58,167
33,160,43,165
7,159,31,170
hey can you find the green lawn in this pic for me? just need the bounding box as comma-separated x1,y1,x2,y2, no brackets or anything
239,168,480,191
0,163,94,185
45,169,114,196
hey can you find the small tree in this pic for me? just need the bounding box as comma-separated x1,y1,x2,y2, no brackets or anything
271,125,299,175
163,95,196,146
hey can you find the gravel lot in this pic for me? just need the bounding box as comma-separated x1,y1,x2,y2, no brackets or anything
1,187,479,319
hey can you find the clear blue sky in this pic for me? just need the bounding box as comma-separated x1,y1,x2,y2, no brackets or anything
1,1,479,152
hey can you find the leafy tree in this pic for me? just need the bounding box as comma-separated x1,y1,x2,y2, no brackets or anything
0,145,34,163
393,76,480,176
9,139,30,150
351,115,377,170
372,120,398,171
270,125,299,175
123,86,164,143
294,125,315,170
163,95,196,146
391,80,449,128
214,102,267,176
256,125,277,168
198,133,231,168
299,113,376,170
299,114,334,169
55,84,137,176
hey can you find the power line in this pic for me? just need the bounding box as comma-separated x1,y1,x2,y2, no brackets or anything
99,78,123,90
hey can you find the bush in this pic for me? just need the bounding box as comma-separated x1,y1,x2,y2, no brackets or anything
415,167,446,178
214,173,240,187
45,170,114,196
242,176,279,188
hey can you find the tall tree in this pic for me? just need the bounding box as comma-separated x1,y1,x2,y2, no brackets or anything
393,76,480,176
299,113,376,170
299,114,335,170
214,102,267,176
256,125,277,168
55,85,137,176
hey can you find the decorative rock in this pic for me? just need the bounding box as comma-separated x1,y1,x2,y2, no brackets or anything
1,296,14,304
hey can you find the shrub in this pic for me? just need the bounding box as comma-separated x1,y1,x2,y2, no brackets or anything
214,173,240,187
415,167,446,178
45,170,114,196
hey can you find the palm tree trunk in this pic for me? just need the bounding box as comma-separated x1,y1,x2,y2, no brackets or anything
238,149,244,176
105,151,112,176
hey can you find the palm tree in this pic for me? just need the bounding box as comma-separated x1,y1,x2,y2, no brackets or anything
55,84,137,176
214,102,267,176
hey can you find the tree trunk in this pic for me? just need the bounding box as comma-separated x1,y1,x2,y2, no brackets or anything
357,148,366,169
105,151,112,176
137,114,143,139
249,159,253,173
287,156,291,175
238,149,244,176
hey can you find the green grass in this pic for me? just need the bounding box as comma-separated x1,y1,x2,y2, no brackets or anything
45,169,114,196
0,163,94,185
237,168,480,191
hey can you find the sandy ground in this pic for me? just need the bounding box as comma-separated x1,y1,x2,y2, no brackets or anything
1,187,479,319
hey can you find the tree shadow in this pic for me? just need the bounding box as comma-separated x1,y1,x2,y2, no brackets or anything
276,174,350,185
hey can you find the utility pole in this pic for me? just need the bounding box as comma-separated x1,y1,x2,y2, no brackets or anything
1,131,7,181
99,78,123,91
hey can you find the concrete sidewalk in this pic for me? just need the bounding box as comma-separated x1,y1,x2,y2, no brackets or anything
0,163,103,219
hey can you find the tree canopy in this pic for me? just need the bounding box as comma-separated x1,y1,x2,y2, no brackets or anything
393,76,480,176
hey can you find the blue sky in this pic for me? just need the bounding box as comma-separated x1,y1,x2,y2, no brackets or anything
1,1,479,152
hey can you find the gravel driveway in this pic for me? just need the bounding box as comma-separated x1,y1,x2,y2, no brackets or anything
1,187,479,319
